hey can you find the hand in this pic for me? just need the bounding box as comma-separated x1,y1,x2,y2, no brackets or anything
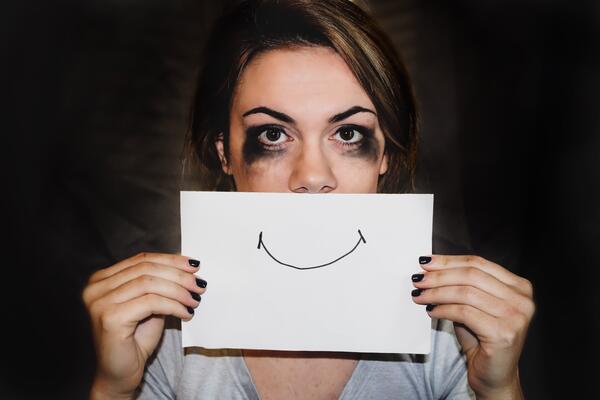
411,255,535,399
82,252,207,399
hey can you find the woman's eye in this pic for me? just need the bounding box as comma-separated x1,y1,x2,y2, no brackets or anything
334,127,364,144
257,127,288,145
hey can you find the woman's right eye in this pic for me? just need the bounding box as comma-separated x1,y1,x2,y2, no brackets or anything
257,127,289,145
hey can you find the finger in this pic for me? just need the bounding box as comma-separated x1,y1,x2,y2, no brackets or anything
89,252,200,283
100,294,194,332
426,303,499,342
420,255,532,296
99,274,201,309
413,266,520,302
412,285,512,318
86,262,206,304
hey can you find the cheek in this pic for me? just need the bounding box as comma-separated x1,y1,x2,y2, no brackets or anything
330,139,384,192
349,136,379,162
332,160,381,192
231,155,294,192
241,134,283,165
228,134,384,193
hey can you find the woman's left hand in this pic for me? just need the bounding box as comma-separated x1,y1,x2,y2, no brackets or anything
411,255,535,399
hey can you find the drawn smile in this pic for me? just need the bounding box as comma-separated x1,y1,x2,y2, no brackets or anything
256,229,367,270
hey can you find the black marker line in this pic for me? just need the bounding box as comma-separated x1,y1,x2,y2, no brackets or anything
257,229,366,270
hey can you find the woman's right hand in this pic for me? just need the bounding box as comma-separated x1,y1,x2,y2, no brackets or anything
82,252,206,399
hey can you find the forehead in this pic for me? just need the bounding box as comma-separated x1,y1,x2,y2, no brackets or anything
232,46,374,116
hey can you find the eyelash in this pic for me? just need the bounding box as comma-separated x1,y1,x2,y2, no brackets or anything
331,125,371,148
245,124,372,152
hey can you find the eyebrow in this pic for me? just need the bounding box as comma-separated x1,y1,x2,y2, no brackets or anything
242,105,376,124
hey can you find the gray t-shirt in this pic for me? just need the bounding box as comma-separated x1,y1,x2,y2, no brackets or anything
136,317,475,399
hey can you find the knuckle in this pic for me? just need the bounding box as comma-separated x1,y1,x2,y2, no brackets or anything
137,261,156,274
466,255,484,265
180,287,193,303
421,287,436,300
88,299,102,317
519,278,534,296
464,267,480,281
518,299,536,321
426,270,439,284
86,267,110,285
81,286,93,306
526,299,537,318
497,326,518,347
503,304,520,319
457,305,471,321
137,274,155,289
167,253,181,264
87,271,100,284
460,286,477,302
98,306,119,330
142,293,160,306
513,312,529,330
135,252,156,262
183,271,197,288
440,268,456,282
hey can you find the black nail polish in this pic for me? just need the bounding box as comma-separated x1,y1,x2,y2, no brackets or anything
188,259,200,268
190,291,201,301
196,278,207,288
419,256,432,265
426,304,436,312
186,306,195,315
411,289,422,297
411,273,424,282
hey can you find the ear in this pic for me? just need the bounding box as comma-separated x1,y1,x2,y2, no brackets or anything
215,133,232,175
379,151,389,175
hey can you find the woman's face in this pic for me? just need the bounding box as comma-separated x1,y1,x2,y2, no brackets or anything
217,46,388,193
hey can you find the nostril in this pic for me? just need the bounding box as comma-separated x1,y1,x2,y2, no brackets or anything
288,152,337,193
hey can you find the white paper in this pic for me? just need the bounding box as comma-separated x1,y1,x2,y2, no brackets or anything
180,191,433,354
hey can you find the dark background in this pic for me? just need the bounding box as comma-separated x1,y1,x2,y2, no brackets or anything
2,0,599,398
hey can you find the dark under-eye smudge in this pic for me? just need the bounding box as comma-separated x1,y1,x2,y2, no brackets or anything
338,125,379,162
242,125,286,165
356,136,379,161
242,124,380,165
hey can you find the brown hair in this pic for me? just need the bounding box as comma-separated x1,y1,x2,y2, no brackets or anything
186,0,419,193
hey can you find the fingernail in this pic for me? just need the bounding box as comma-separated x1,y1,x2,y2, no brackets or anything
188,259,200,268
190,291,201,301
196,278,207,288
411,273,424,282
186,306,195,315
419,256,432,265
411,289,422,297
426,304,436,312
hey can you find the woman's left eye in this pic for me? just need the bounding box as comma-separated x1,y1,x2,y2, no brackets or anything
333,127,364,144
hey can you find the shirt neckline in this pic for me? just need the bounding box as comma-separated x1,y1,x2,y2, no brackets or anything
228,350,368,399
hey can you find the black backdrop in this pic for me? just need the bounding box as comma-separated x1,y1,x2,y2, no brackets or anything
2,1,599,399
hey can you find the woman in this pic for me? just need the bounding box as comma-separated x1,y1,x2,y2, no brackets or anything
83,1,535,398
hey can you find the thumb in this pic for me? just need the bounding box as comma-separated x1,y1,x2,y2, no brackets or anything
454,322,479,355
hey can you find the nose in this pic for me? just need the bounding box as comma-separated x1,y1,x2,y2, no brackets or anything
288,144,337,193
